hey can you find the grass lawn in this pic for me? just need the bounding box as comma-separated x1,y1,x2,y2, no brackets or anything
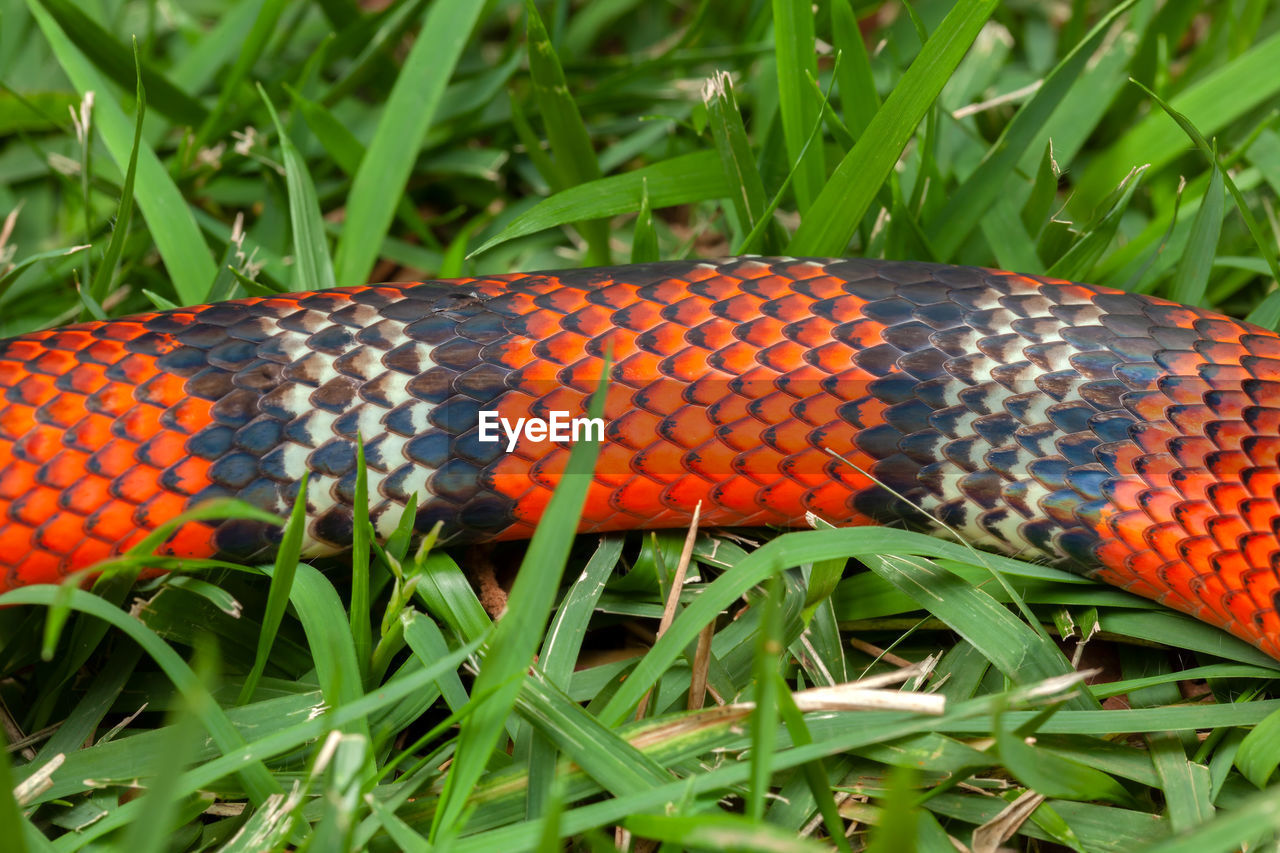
4,0,1280,850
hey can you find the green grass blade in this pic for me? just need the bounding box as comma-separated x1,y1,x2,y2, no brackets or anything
927,0,1138,258
1136,782,1280,853
995,705,1136,804
1169,156,1224,306
704,71,770,242
0,244,89,303
1072,28,1280,212
332,0,483,286
772,0,823,213
290,564,371,740
89,41,144,306
630,179,658,263
239,473,309,705
625,814,830,853
350,438,372,681
28,0,204,127
0,586,281,805
430,370,607,839
599,527,1061,726
830,0,879,140
26,0,217,303
470,150,727,257
787,0,999,256
868,554,1089,708
523,0,609,265
526,535,622,817
1128,80,1280,326
192,0,288,150
118,642,215,853
748,577,783,820
1045,165,1147,280
0,728,27,853
258,84,336,292
1235,705,1280,787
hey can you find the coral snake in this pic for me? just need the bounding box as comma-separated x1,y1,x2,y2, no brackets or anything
3,256,1280,658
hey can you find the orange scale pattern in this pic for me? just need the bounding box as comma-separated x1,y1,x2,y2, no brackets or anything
10,257,1280,661
473,261,885,539
0,318,218,589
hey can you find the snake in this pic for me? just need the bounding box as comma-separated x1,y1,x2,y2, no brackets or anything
3,256,1280,658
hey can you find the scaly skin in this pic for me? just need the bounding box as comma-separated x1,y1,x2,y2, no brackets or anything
3,257,1280,655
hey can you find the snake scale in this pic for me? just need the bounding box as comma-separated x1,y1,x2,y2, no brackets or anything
3,256,1280,657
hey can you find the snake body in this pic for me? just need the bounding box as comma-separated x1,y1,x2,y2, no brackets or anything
3,257,1280,655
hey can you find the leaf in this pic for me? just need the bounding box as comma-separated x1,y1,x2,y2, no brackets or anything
1072,28,1280,213
522,0,609,265
787,0,999,256
1236,705,1280,788
470,151,728,257
995,706,1138,805
1168,156,1224,306
772,0,824,213
430,369,608,839
258,84,336,292
0,244,89,303
704,71,770,242
89,41,144,306
630,179,658,263
0,586,281,806
26,0,217,303
926,0,1139,257
830,0,880,140
1045,164,1147,280
1128,80,1280,327
332,0,484,285
28,0,204,126
238,473,309,705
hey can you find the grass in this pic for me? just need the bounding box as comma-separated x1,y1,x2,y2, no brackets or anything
4,0,1280,850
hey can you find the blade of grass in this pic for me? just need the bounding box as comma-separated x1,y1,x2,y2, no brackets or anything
1235,705,1280,787
704,71,771,244
772,0,823,213
630,179,658,263
748,577,784,820
258,84,335,292
526,535,624,817
598,526,1073,726
89,41,144,306
522,0,609,265
469,150,727,257
238,473,309,705
0,586,281,805
192,0,288,151
350,438,372,682
0,244,89,303
1045,165,1147,280
28,0,204,127
831,0,879,141
0,728,27,853
290,564,372,742
926,0,1138,257
430,368,608,839
26,0,217,303
332,0,483,285
625,814,830,853
1168,154,1224,306
1072,28,1280,211
787,0,999,256
1128,80,1280,327
118,640,216,853
995,705,1136,804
